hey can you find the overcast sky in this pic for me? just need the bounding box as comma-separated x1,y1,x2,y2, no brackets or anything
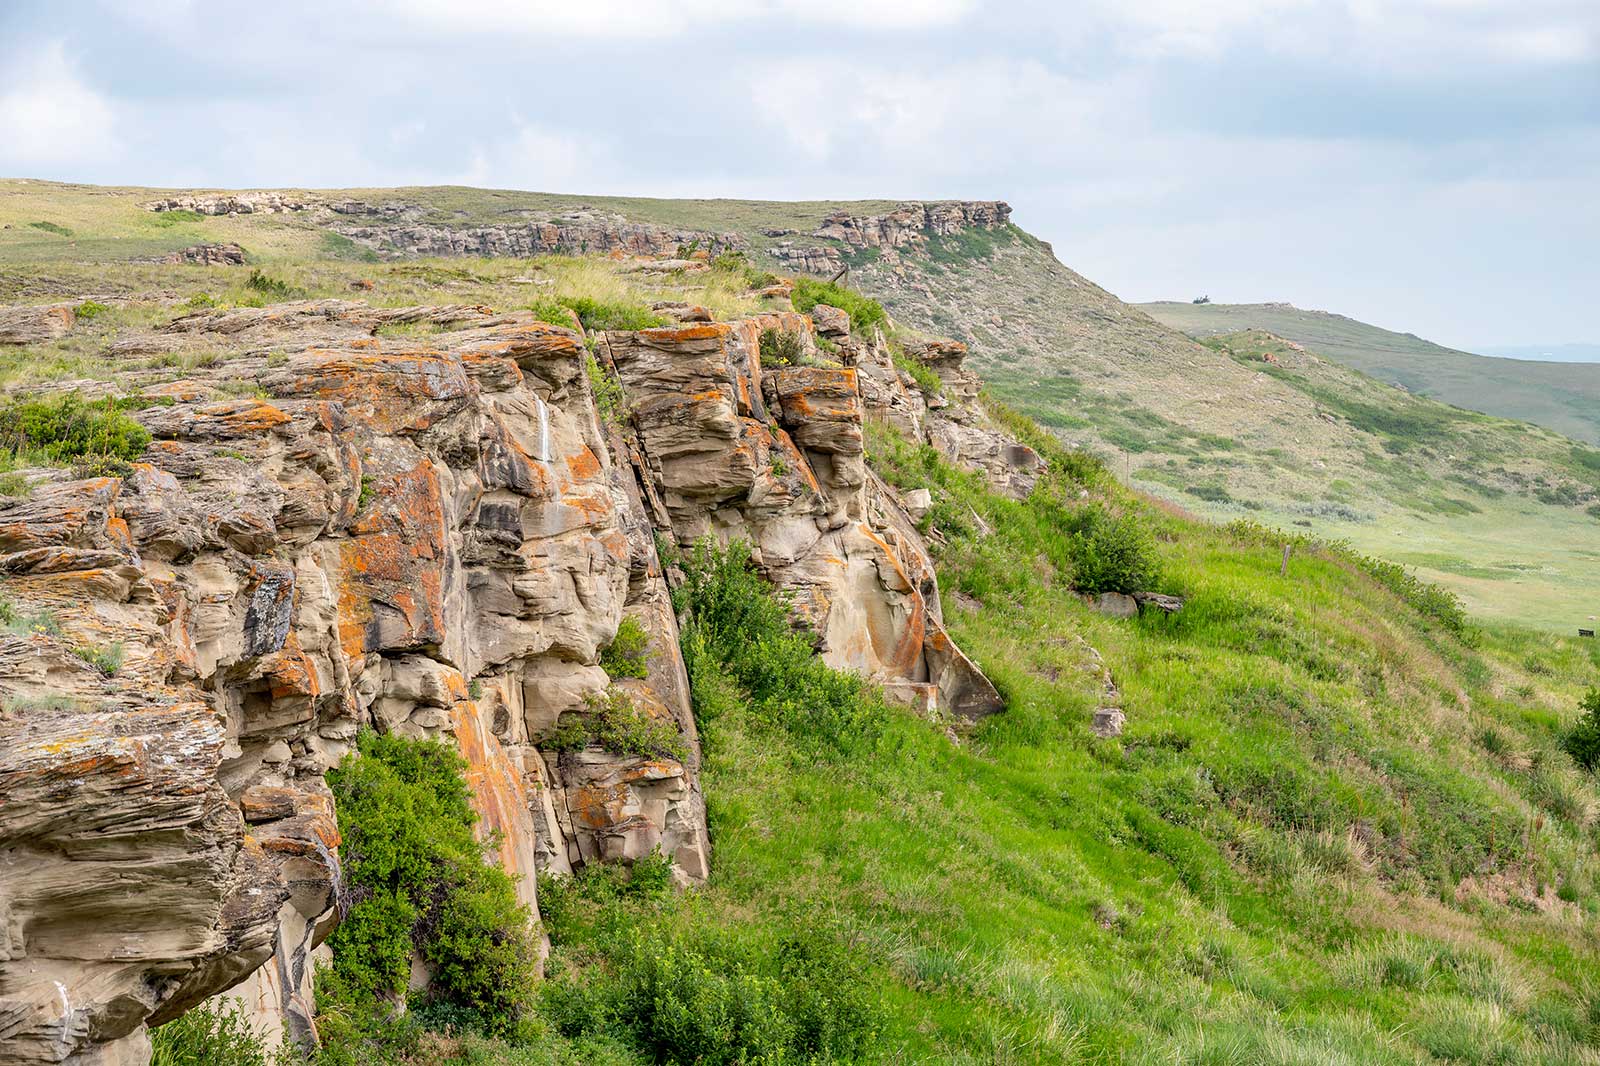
1,0,1594,351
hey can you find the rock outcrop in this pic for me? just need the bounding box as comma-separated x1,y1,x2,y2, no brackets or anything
332,217,743,262
152,243,247,267
768,201,1011,276
0,305,73,346
0,290,1021,1064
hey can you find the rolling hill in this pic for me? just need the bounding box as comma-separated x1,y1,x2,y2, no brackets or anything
1140,300,1600,446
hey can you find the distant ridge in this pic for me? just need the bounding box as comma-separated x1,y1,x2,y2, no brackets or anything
1479,342,1600,363
1141,300,1600,445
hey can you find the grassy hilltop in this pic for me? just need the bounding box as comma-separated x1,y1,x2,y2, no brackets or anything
4,180,1600,1064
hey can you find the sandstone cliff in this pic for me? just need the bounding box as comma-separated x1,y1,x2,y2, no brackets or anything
0,285,1038,1064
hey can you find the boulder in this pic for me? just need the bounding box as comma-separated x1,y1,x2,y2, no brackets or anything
810,303,850,338
0,304,73,345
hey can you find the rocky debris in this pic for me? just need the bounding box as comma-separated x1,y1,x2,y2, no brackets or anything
1067,637,1125,738
0,304,73,345
140,194,420,226
153,242,247,266
145,193,318,216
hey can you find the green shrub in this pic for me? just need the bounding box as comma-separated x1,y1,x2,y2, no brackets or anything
1185,483,1233,504
1065,504,1162,594
672,539,887,753
0,392,151,465
585,354,626,429
1,596,63,638
708,250,779,290
600,616,650,679
890,347,944,396
74,641,124,675
1562,689,1600,772
537,863,881,1066
757,327,807,367
1587,503,1600,521
789,277,887,334
75,300,109,321
245,269,297,300
186,292,221,310
28,220,71,237
528,298,578,329
151,1001,281,1066
546,687,686,761
1350,550,1469,636
325,731,538,1038
556,297,666,333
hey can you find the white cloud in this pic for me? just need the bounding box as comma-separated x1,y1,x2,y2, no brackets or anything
748,57,1107,174
0,42,118,169
453,121,598,190
360,0,971,38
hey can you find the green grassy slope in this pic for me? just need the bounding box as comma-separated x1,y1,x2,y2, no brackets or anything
1140,301,1600,446
533,426,1600,1065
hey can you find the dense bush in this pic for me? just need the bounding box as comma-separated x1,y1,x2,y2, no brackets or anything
672,539,888,753
150,1001,281,1066
1349,550,1469,636
789,277,887,334
758,327,807,367
1562,689,1600,772
0,392,151,465
545,687,686,761
584,354,626,429
556,297,666,333
528,298,579,329
544,926,878,1065
539,861,881,1065
600,616,650,679
324,731,537,1039
1063,503,1162,594
245,269,297,299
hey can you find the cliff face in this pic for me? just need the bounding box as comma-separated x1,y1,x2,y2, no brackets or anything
0,291,1035,1064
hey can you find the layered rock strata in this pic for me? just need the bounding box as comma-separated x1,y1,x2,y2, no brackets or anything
0,292,1029,1064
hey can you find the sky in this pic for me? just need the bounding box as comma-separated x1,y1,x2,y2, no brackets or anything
0,0,1595,352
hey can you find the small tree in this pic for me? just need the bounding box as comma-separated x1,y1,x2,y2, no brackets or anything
1562,688,1600,771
